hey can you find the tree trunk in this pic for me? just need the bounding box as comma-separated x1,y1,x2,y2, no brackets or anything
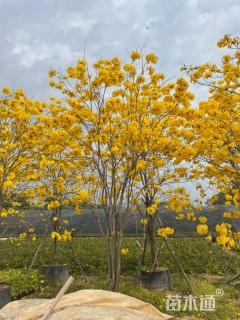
53,208,61,265
105,208,122,292
148,214,157,269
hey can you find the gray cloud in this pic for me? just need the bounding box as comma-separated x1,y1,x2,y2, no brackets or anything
0,0,239,100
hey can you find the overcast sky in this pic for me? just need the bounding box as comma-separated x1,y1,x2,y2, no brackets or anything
1,0,239,102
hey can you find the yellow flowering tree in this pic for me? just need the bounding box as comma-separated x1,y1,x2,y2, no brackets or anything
23,101,89,265
0,87,46,236
185,34,240,248
48,51,197,291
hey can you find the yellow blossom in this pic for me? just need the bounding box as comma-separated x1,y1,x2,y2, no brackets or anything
146,206,156,215
196,224,208,235
19,232,27,239
199,216,207,223
176,214,185,220
205,235,212,242
157,227,174,237
140,218,148,225
145,53,159,64
121,248,129,255
2,86,11,95
130,51,141,60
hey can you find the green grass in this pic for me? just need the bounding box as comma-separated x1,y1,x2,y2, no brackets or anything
0,236,240,319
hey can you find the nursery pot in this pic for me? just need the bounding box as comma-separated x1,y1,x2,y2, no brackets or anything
140,267,171,291
0,282,11,309
41,265,70,281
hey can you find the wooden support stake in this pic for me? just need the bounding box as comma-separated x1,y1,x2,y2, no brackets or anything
41,276,74,320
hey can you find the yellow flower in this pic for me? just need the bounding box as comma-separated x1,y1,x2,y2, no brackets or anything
194,205,202,211
215,223,231,235
146,206,156,215
48,69,56,78
121,248,129,255
79,189,88,199
225,194,232,201
0,210,7,218
145,53,158,64
176,214,185,220
157,227,174,237
131,197,138,204
111,146,120,154
2,86,11,95
51,231,58,239
196,224,208,235
75,206,81,214
187,212,195,221
205,235,212,242
140,218,148,225
63,219,69,225
130,51,141,60
19,232,27,239
62,230,72,241
53,217,58,221
2,181,14,189
225,201,231,206
47,200,60,210
199,216,207,223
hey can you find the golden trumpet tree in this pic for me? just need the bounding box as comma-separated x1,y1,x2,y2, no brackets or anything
185,34,240,249
0,87,46,230
20,100,89,263
49,52,196,291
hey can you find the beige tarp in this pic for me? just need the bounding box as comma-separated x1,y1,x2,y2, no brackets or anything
0,289,174,320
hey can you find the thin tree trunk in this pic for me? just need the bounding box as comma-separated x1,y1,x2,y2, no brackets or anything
148,214,157,269
105,209,113,290
137,225,148,283
112,212,122,292
53,208,60,265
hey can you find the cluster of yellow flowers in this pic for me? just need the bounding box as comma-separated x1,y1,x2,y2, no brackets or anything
215,223,235,250
157,227,174,237
176,213,185,220
199,216,207,223
234,232,240,241
223,211,240,219
0,208,20,218
19,232,27,239
146,204,157,215
187,212,196,221
47,201,60,210
2,86,11,95
121,248,129,255
140,218,148,225
196,224,208,235
51,230,73,241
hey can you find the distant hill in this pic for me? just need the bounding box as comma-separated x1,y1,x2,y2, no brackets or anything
0,205,239,237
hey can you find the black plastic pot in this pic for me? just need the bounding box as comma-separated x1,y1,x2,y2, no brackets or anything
41,265,70,281
140,267,171,291
0,282,11,309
